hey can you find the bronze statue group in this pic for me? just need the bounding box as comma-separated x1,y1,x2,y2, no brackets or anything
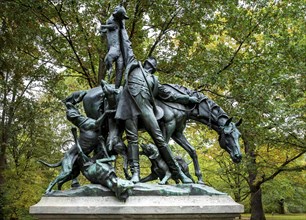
40,4,243,201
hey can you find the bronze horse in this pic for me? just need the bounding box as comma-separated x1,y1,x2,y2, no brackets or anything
155,84,242,183
83,83,242,184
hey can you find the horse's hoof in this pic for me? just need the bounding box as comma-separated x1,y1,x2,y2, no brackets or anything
158,182,166,185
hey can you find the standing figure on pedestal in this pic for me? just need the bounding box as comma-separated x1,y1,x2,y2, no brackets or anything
100,4,129,88
115,57,199,184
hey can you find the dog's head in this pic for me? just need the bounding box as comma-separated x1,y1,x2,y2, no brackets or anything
140,144,159,160
113,140,127,156
101,80,120,108
113,5,129,20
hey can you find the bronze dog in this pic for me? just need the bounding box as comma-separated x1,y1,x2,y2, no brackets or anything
101,4,129,87
140,143,194,184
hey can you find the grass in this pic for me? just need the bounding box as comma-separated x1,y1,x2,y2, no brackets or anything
240,213,306,220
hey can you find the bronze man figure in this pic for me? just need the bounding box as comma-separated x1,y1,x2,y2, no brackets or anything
115,56,199,183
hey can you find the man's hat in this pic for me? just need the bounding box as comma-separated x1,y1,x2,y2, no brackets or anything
144,57,157,72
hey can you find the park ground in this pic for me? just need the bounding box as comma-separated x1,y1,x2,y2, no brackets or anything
239,213,306,220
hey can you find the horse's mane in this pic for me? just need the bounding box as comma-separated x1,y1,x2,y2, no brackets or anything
162,83,207,100
162,84,228,121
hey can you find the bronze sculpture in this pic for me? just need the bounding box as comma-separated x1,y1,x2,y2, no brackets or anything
40,3,242,201
81,83,242,184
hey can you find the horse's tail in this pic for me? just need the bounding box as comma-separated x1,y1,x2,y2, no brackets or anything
38,159,62,168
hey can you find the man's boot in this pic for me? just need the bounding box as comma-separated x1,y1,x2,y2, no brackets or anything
159,145,193,184
128,144,140,183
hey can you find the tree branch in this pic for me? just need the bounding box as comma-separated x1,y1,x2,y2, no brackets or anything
19,0,95,87
202,88,234,99
147,7,183,57
74,9,97,79
259,150,306,185
46,0,94,87
129,0,142,40
216,3,278,75
20,49,86,76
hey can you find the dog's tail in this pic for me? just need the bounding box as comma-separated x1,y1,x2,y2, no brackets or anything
38,159,62,168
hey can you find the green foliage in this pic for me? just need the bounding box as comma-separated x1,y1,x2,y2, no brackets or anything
242,213,306,220
262,171,306,213
0,94,69,219
0,1,70,218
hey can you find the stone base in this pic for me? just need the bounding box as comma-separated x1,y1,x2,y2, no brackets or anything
30,184,244,219
30,195,243,219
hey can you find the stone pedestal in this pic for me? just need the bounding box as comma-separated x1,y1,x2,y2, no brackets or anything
30,184,244,220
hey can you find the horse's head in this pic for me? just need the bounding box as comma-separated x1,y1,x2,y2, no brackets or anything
218,118,242,163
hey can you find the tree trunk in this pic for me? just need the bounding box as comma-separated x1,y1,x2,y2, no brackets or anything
243,135,266,220
250,185,266,220
278,199,286,214
0,116,8,220
0,145,7,220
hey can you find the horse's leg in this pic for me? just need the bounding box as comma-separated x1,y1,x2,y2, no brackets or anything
161,119,176,143
172,131,204,184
